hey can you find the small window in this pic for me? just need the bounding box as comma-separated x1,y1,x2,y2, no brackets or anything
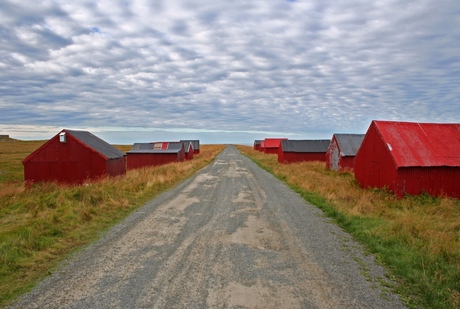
59,132,66,143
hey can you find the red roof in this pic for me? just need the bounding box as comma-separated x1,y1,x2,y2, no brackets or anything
264,138,288,148
374,121,460,167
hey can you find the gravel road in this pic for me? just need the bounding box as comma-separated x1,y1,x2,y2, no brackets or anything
9,145,407,309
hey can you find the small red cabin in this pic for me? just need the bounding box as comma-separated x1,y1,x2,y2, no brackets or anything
354,120,460,198
326,134,364,171
127,142,185,170
278,140,330,163
254,140,262,151
180,140,200,154
22,129,126,184
182,141,194,160
265,138,288,154
259,140,266,152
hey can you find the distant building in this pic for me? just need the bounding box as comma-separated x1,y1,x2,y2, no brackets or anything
180,140,200,154
254,140,262,151
264,138,288,154
354,120,460,198
22,129,126,184
182,141,194,160
259,140,266,152
127,142,185,170
278,140,330,163
326,134,365,171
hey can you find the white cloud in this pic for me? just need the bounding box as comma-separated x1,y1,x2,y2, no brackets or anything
0,0,459,144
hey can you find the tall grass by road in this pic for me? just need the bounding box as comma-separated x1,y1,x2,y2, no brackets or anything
238,145,460,309
0,139,224,307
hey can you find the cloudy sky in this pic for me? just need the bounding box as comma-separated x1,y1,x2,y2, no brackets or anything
1,0,459,144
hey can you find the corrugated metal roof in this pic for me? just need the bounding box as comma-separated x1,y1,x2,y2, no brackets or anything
131,143,154,150
127,149,181,154
66,130,125,159
128,141,184,154
281,140,331,153
166,142,184,150
374,121,460,167
334,134,365,156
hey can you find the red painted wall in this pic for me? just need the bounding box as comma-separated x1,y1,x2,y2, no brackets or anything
354,123,398,191
127,152,184,170
23,133,126,184
397,167,460,198
278,152,326,163
339,157,355,171
185,145,194,160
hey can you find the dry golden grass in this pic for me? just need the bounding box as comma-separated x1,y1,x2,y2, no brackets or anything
0,142,224,306
238,145,460,309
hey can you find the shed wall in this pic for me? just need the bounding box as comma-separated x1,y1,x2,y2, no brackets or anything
339,157,355,170
127,153,182,170
278,152,326,163
354,123,401,192
395,167,460,198
185,145,194,160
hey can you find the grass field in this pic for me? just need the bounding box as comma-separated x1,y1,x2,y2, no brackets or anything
2,140,459,308
0,138,224,307
237,145,460,309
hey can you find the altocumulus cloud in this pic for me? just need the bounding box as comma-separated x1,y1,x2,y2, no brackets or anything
0,0,459,143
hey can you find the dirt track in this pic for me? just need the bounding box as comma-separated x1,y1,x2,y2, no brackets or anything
9,145,406,309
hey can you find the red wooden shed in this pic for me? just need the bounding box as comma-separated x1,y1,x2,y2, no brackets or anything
182,141,194,160
254,140,262,151
127,142,185,170
354,120,460,198
278,140,330,163
326,134,365,171
259,140,266,152
265,138,288,154
22,129,126,184
180,140,200,154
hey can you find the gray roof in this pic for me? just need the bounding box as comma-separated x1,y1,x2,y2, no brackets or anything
128,141,184,154
180,140,199,150
254,140,262,145
167,142,184,150
131,143,154,150
65,130,125,159
281,139,331,153
333,134,365,156
127,149,182,154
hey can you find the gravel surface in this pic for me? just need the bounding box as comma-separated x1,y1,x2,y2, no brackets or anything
9,145,407,309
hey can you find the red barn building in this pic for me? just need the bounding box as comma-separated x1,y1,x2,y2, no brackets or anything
254,140,262,151
326,134,365,171
22,129,126,184
182,141,194,160
278,140,330,163
259,140,266,152
354,120,460,198
181,140,200,154
127,142,185,170
265,138,288,154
